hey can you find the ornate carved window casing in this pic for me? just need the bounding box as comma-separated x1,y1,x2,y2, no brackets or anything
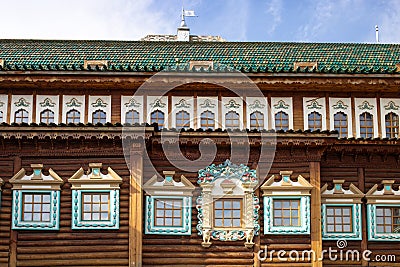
303,97,326,131
222,97,243,130
246,97,268,130
69,163,122,230
321,180,363,240
271,97,293,130
10,164,63,230
143,171,195,235
0,94,8,123
11,95,33,124
63,95,85,124
36,95,59,124
261,171,312,235
196,160,260,248
354,98,378,138
197,97,218,130
88,95,111,124
121,96,143,125
329,98,352,138
366,180,400,241
147,96,168,129
172,97,194,130
380,98,400,138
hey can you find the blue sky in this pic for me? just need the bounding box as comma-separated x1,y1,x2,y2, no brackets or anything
1,0,399,43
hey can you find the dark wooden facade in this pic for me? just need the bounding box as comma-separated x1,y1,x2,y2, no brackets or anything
0,43,400,266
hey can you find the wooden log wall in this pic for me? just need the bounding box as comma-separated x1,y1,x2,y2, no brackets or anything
321,151,400,267
0,139,130,267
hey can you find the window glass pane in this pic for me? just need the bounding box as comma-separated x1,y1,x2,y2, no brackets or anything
92,213,100,220
214,219,222,227
101,213,109,220
165,218,173,226
24,213,32,221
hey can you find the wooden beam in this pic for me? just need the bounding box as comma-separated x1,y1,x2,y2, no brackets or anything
358,167,368,266
129,142,144,267
309,161,322,267
9,156,21,267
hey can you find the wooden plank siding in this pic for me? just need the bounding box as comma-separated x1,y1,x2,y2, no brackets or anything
321,153,400,267
0,154,130,267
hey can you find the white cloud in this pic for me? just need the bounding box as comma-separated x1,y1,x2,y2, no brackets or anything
377,0,400,43
295,0,361,42
0,0,176,40
265,0,282,35
215,0,249,41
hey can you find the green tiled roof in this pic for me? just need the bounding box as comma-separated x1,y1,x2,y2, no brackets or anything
0,39,400,73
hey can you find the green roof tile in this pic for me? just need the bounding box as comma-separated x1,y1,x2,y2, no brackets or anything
0,39,399,73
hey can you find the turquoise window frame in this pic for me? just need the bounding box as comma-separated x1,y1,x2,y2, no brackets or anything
71,189,119,230
145,196,192,235
264,196,310,235
367,204,400,241
12,190,60,230
321,204,362,240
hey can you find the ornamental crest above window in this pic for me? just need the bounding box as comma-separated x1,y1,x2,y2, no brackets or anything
196,160,260,248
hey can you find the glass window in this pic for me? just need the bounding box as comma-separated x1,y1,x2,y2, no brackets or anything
154,198,183,227
22,193,51,222
92,110,106,124
308,111,322,131
200,111,215,130
334,112,348,138
151,110,165,129
15,109,29,123
0,111,3,123
360,112,373,138
275,111,289,131
40,109,55,124
82,193,110,221
66,109,80,124
250,111,264,130
385,112,399,138
225,111,240,130
326,206,352,233
214,198,242,228
376,207,400,233
176,111,190,130
126,110,140,124
273,199,300,227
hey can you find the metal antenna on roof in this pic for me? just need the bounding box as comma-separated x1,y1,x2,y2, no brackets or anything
375,25,379,43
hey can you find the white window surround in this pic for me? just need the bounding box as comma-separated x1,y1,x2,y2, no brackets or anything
329,98,353,138
261,171,312,235
62,95,85,124
197,97,218,129
271,97,293,130
380,98,400,137
366,180,400,241
36,95,59,124
10,164,63,230
88,95,111,124
221,97,244,130
354,98,378,138
196,160,260,248
246,97,268,130
0,94,8,123
147,96,168,129
303,97,326,130
321,180,363,240
121,96,144,124
11,95,33,124
68,163,122,230
143,171,195,235
172,97,194,129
